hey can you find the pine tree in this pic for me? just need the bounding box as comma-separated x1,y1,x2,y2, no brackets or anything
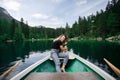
13,23,25,41
10,19,16,39
65,23,70,36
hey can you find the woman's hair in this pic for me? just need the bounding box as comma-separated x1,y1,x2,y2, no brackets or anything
53,34,70,42
53,34,64,42
64,34,70,42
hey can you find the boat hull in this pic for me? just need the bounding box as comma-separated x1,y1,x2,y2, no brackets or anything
10,52,116,80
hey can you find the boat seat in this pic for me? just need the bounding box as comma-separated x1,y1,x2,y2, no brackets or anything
25,72,97,80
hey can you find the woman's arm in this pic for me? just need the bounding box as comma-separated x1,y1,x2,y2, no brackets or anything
60,45,68,52
64,46,68,52
60,45,66,51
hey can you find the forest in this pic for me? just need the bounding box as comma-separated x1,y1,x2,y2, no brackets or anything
0,0,120,41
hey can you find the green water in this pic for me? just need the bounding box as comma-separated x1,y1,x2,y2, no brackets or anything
0,40,120,79
68,40,120,69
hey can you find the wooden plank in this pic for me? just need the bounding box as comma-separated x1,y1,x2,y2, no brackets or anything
25,72,97,80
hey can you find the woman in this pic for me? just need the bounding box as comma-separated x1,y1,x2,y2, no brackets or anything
51,34,69,72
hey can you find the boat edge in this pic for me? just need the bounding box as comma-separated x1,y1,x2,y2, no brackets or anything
10,53,50,80
70,53,116,80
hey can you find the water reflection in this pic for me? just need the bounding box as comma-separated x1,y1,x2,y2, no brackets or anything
67,40,120,78
0,40,120,79
0,40,52,68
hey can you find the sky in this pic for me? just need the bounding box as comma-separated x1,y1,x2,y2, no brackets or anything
0,0,110,28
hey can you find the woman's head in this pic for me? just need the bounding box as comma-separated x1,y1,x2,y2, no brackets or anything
59,34,65,42
59,34,70,42
53,34,70,42
64,34,70,42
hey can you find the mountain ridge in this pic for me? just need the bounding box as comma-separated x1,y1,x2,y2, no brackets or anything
0,7,13,20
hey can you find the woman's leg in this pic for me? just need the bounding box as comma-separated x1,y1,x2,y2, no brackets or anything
58,52,69,72
51,52,61,72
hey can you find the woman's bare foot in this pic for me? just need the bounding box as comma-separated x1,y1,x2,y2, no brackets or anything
61,68,65,72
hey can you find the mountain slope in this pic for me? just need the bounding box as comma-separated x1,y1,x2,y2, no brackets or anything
0,7,14,20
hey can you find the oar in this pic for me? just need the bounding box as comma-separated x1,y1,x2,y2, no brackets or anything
0,61,20,79
103,58,120,77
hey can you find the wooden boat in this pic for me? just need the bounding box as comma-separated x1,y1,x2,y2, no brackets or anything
10,51,116,80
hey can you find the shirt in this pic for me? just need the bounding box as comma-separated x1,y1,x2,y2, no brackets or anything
52,40,63,50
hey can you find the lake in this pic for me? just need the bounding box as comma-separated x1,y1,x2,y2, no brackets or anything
0,40,120,79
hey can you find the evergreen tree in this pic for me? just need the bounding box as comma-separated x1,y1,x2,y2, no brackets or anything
0,18,10,41
65,23,70,36
71,21,78,37
10,19,16,39
107,13,119,35
25,21,29,38
13,23,25,41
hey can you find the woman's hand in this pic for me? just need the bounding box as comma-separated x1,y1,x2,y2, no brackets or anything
60,45,68,52
64,46,68,52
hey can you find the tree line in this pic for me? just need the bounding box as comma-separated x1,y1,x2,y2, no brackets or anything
0,18,29,41
0,0,120,41
29,0,120,40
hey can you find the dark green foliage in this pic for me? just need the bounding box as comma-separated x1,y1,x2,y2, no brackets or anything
13,23,25,41
0,0,119,41
0,17,25,41
10,19,16,39
69,0,120,39
20,18,29,39
65,23,70,36
0,18,10,41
